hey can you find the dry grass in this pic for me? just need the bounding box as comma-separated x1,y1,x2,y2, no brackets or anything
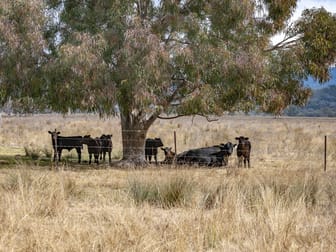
0,168,335,251
0,114,336,251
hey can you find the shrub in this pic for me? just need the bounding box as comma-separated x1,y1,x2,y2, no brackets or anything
42,148,52,158
24,146,41,160
1,170,34,192
129,177,194,208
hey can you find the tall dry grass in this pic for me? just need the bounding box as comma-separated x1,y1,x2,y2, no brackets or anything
1,114,336,169
0,168,335,251
1,114,336,250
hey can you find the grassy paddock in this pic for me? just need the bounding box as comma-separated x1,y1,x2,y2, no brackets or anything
1,114,336,250
0,167,335,251
1,114,336,168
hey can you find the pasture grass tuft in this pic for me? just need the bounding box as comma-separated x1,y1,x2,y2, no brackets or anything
24,146,42,160
129,176,194,208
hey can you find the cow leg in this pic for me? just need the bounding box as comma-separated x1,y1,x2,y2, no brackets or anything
247,156,250,168
76,148,81,163
89,153,92,164
148,155,152,164
108,151,111,164
238,156,243,168
95,154,99,165
154,155,158,165
58,149,62,162
244,156,248,168
53,149,57,162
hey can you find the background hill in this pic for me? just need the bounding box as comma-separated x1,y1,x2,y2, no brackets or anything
285,85,336,117
284,67,336,117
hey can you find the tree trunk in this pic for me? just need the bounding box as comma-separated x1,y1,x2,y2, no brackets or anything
120,112,151,165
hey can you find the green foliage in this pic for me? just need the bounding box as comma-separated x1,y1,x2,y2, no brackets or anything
2,1,336,161
296,8,336,82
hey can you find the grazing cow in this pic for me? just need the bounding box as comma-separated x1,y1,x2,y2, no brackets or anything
176,142,236,167
161,147,176,164
100,134,112,163
235,136,251,168
82,135,101,165
48,130,83,163
145,138,164,164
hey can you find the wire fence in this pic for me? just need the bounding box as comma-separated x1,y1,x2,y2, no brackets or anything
1,130,336,171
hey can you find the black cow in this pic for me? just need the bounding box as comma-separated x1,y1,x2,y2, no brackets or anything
48,130,83,163
161,147,176,164
145,138,164,164
176,142,236,167
221,142,237,166
82,135,101,165
176,150,193,165
235,136,251,168
100,134,112,164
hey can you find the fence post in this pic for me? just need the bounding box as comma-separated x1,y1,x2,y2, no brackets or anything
174,131,177,154
324,135,327,172
173,131,177,166
55,128,58,171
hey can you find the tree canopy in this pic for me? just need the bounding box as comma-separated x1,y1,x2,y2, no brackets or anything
1,0,336,162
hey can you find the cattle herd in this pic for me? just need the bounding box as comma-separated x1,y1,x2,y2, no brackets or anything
48,129,251,168
48,130,112,165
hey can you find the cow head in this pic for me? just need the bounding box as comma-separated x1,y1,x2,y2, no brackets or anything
101,134,112,139
154,138,164,148
220,142,237,156
161,147,176,164
235,136,249,144
48,129,60,144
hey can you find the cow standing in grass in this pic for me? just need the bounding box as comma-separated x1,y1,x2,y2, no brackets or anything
100,134,112,164
82,135,101,165
235,136,251,168
145,138,164,164
48,130,83,163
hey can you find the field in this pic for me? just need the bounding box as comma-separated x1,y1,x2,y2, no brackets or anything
0,114,336,251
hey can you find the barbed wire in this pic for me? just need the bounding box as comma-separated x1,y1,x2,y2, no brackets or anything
0,144,333,158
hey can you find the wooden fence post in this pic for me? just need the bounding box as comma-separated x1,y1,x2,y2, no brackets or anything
174,131,177,165
324,135,327,172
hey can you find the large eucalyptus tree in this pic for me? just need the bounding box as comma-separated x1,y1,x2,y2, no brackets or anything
1,0,336,163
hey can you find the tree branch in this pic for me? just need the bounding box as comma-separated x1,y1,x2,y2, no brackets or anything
264,34,301,52
157,114,219,122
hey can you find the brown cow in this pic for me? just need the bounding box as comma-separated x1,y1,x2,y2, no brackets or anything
235,136,251,168
161,147,176,164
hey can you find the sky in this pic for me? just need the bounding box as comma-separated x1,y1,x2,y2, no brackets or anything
294,0,336,19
